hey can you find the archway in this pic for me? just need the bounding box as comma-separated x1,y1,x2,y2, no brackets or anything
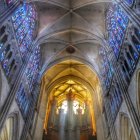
33,60,104,140
0,115,18,140
120,113,136,140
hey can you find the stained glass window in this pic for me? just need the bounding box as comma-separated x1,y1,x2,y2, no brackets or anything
73,100,85,115
25,46,40,92
57,100,85,115
123,43,140,80
107,4,129,57
99,48,114,89
0,26,13,77
124,0,134,6
132,29,140,53
16,47,40,118
0,43,10,76
16,83,30,117
0,23,22,82
12,3,37,56
127,45,138,70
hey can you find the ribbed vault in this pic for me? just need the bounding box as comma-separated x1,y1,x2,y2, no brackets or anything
32,1,113,139
31,0,112,76
50,80,91,105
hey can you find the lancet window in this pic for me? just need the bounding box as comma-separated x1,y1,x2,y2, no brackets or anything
107,4,129,57
16,83,30,117
12,3,37,56
0,24,21,82
99,48,114,89
124,0,135,7
25,46,40,92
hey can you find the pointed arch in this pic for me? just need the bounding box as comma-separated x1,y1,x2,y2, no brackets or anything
0,112,19,140
120,113,136,140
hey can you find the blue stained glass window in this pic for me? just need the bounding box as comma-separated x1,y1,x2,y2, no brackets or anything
105,62,114,89
135,45,140,52
0,43,5,61
25,46,40,92
99,48,114,89
124,0,134,7
132,33,140,53
135,28,140,39
0,43,10,76
126,39,140,75
16,83,30,117
107,4,129,57
12,3,37,56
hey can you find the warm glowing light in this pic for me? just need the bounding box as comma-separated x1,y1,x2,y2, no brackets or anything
61,101,68,114
43,79,97,135
73,100,85,115
57,100,85,115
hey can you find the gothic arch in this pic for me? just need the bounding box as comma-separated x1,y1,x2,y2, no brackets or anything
0,112,19,140
33,59,104,140
8,112,19,140
40,56,101,83
120,113,136,140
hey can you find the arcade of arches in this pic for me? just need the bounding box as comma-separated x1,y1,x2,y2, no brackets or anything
0,0,140,140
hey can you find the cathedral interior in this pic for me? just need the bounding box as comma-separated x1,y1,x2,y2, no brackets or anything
0,0,140,140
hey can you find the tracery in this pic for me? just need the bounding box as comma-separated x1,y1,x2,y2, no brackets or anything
12,3,37,56
107,4,129,57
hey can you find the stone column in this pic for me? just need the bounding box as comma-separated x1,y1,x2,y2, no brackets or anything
48,98,57,128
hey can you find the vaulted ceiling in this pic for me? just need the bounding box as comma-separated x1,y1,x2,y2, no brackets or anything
33,0,112,77
42,60,101,103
